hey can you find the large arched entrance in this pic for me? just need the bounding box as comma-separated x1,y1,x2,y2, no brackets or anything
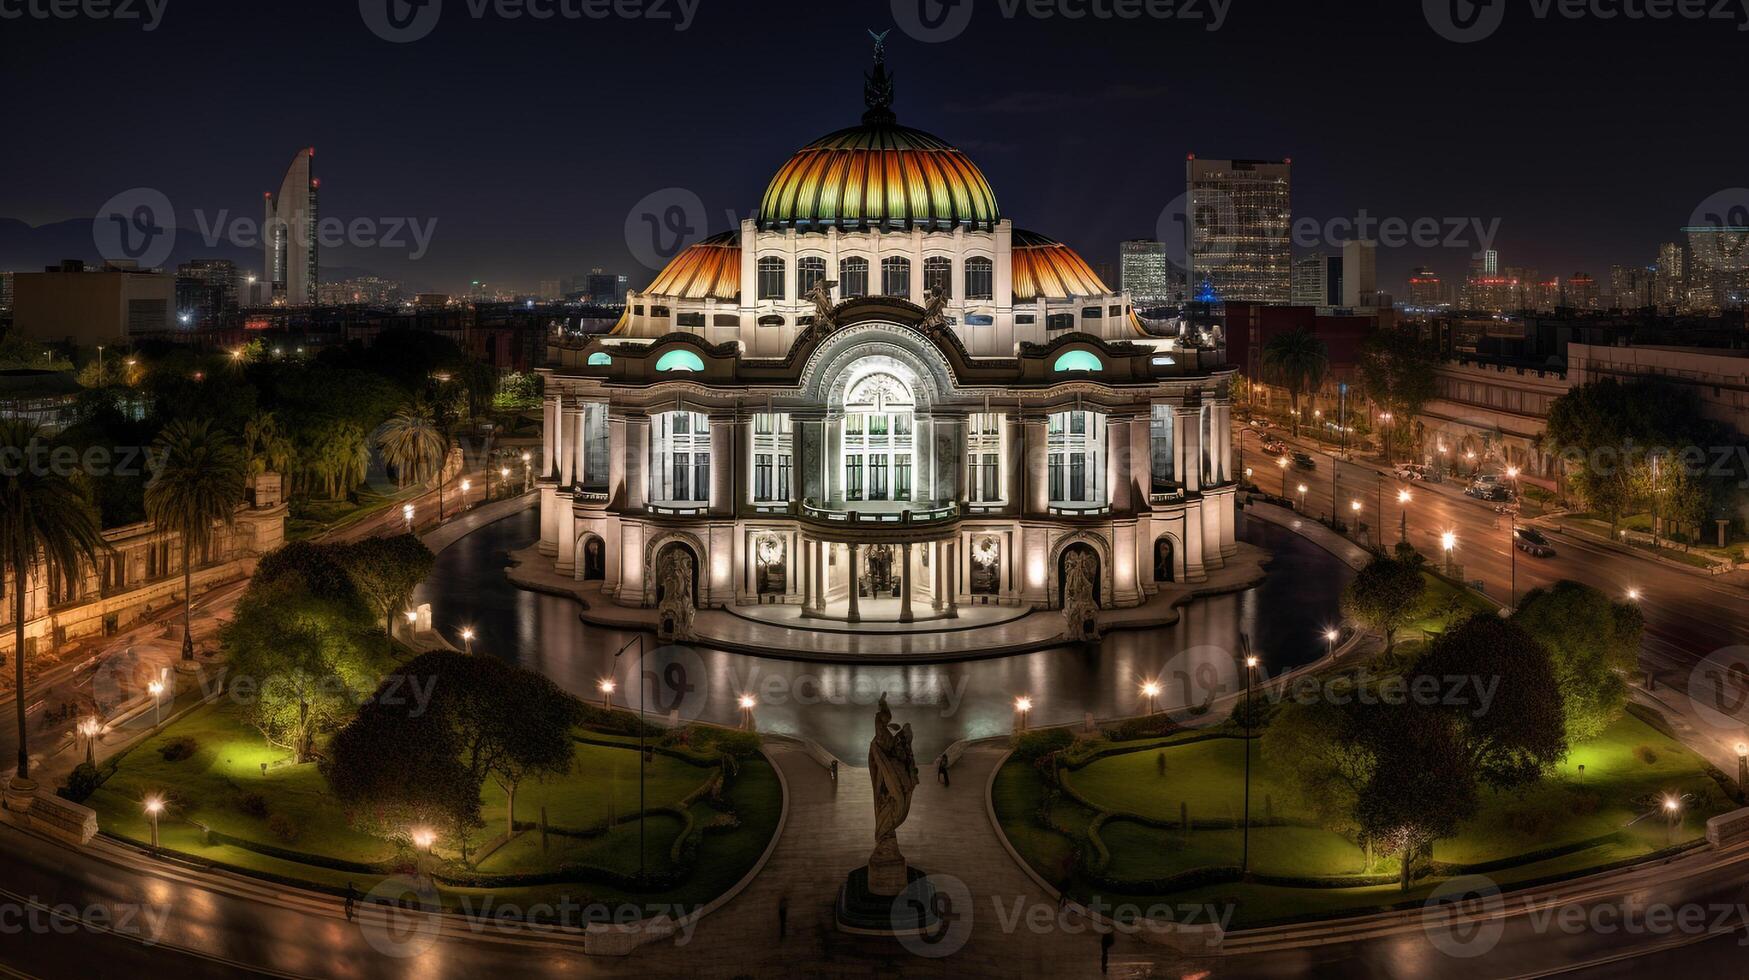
839,368,917,504
580,533,606,581
1058,543,1102,608
1154,535,1176,583
653,541,700,606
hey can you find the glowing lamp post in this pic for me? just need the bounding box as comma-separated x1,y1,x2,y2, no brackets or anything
1397,490,1411,544
459,479,471,511
1626,587,1642,603
144,796,164,849
598,678,616,708
1296,484,1308,513
739,694,757,731
147,678,165,728
1324,628,1339,658
1663,796,1682,845
521,451,533,492
1014,696,1032,732
403,503,415,530
404,609,419,633
1441,531,1457,576
459,627,474,655
1242,653,1260,874
1141,681,1160,716
78,717,102,766
411,827,436,854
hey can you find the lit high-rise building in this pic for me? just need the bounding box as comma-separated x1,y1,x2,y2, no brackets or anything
1185,156,1291,304
177,259,239,310
1119,239,1173,307
1564,272,1598,310
1655,242,1684,309
1609,265,1652,309
1407,266,1443,308
1290,252,1333,306
264,147,319,306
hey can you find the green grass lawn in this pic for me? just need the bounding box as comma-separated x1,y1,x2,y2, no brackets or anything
84,700,783,914
993,709,1735,927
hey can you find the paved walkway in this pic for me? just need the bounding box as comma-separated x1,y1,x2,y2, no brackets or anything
612,742,1167,978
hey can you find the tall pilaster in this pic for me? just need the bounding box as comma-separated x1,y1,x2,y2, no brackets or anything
709,414,734,515
625,415,649,512
1106,414,1131,512
846,543,861,623
1174,404,1202,494
899,542,914,622
1024,418,1049,515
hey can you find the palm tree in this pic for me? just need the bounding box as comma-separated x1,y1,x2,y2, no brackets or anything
376,406,449,514
145,420,247,662
1262,327,1330,438
242,411,293,477
0,421,106,785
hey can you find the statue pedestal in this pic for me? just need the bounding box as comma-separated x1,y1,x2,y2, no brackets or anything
866,839,909,895
835,865,939,936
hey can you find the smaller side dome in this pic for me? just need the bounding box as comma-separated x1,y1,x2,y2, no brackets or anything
644,231,740,301
1012,230,1111,301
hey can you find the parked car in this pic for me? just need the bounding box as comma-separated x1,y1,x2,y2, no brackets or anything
1512,526,1555,557
1260,437,1288,455
1291,452,1317,471
1394,463,1429,482
1465,475,1512,500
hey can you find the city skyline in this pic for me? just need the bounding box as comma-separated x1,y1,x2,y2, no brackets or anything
1,1,1745,296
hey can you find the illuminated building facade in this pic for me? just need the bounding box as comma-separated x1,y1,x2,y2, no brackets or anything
264,147,319,306
534,45,1238,630
1185,156,1292,304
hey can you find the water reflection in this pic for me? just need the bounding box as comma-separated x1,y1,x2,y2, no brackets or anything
415,509,1351,761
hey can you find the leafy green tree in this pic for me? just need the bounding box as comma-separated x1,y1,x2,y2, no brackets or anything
1261,327,1328,437
1358,328,1438,463
344,534,436,635
144,419,247,662
0,421,107,783
1414,616,1568,789
242,411,294,477
1513,581,1642,742
1340,556,1426,654
1262,696,1376,861
1352,697,1477,891
229,613,372,763
323,677,482,853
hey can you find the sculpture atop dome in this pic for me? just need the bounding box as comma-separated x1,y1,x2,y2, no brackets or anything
863,29,896,126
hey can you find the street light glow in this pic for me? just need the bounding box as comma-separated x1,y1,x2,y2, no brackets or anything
738,694,757,710
405,610,418,623
1626,587,1642,601
1244,655,1259,669
411,827,436,850
1442,531,1457,552
599,678,616,694
1737,742,1748,757
1350,499,1362,512
1141,681,1160,698
1296,484,1307,494
1662,795,1680,814
1397,490,1411,504
1324,629,1339,642
1015,696,1032,713
147,680,164,697
143,796,163,815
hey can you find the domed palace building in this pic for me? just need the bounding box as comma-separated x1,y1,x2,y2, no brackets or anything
536,42,1237,641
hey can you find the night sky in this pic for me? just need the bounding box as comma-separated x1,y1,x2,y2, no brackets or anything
2,0,1743,295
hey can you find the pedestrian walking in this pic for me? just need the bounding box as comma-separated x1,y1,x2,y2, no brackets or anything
1100,929,1114,973
344,882,357,922
936,753,949,786
829,759,838,782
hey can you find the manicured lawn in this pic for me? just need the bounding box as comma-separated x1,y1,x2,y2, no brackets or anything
993,709,1735,927
84,699,783,914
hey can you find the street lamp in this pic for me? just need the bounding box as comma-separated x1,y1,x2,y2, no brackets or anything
1662,795,1682,845
739,694,757,731
1242,651,1260,874
1397,489,1411,544
403,503,415,530
1015,695,1032,732
404,609,419,630
78,717,101,766
1441,530,1457,576
521,451,533,492
1296,483,1307,512
598,678,616,708
144,796,163,848
147,678,165,728
459,479,472,511
1626,587,1642,602
459,627,474,654
411,827,436,854
1277,455,1289,497
1141,681,1160,715
1324,628,1339,657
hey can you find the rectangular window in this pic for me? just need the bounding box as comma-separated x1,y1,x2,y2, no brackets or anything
777,454,792,499
982,452,1000,501
846,414,864,435
694,455,710,501
869,456,889,500
895,457,911,501
846,456,863,500
672,453,689,501
869,415,888,436
1070,454,1086,501
1071,412,1086,435
1049,453,1064,499
755,453,773,500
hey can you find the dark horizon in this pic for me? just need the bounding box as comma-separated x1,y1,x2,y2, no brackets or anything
2,0,1744,295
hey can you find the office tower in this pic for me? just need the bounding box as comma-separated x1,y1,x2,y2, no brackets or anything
177,259,239,310
585,270,629,304
1655,242,1684,309
1340,240,1377,308
1291,253,1329,306
1565,272,1598,310
1119,239,1173,306
1407,266,1442,308
1481,249,1499,276
1185,156,1291,304
264,147,319,305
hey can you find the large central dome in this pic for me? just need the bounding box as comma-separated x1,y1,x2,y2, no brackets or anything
756,46,1000,232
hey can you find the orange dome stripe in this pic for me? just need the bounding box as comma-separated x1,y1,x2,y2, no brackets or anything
758,124,999,230
646,232,740,301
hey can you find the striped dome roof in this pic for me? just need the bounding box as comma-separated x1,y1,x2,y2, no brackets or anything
758,123,1000,232
644,231,740,300
1011,229,1110,301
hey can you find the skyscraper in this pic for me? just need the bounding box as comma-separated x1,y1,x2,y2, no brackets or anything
1407,266,1443,308
264,147,318,306
1119,239,1172,307
1340,240,1377,308
1185,156,1291,304
1655,242,1684,309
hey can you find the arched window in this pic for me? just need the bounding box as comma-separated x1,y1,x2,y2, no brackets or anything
923,256,952,298
797,256,827,296
965,256,994,300
757,256,785,300
586,351,612,366
1053,350,1102,373
839,257,869,298
881,257,911,298
655,349,705,373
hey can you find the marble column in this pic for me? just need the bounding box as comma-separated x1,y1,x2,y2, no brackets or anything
625,416,649,511
800,536,813,611
899,542,914,622
709,414,734,515
1024,418,1049,515
813,539,826,613
945,540,959,618
572,405,589,489
558,402,576,488
1174,405,1202,494
541,395,558,478
1217,401,1234,484
931,540,945,612
1106,414,1131,512
1003,413,1025,510
846,543,861,623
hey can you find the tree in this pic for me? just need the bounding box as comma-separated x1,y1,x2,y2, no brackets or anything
1262,696,1376,861
1358,328,1437,463
0,421,107,784
145,419,248,661
1352,696,1477,891
1414,616,1568,790
375,406,447,490
344,534,436,635
242,411,293,477
1340,556,1426,654
1261,327,1328,437
1513,581,1642,742
324,677,482,852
